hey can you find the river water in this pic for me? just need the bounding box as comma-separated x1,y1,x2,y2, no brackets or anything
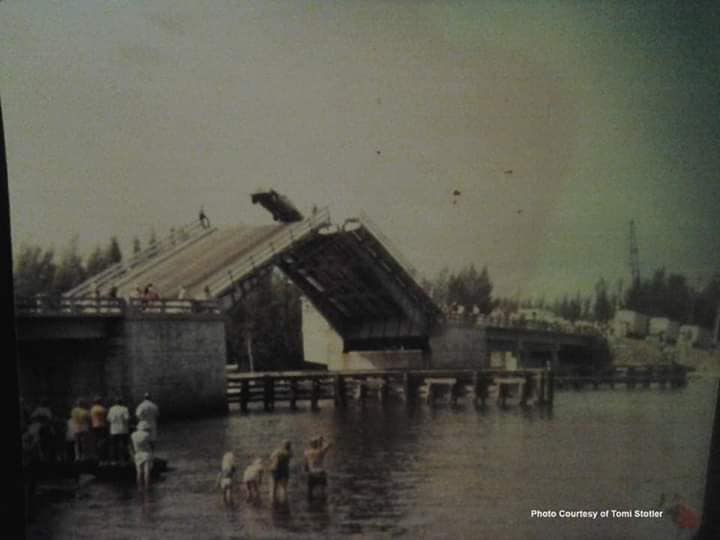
29,378,717,539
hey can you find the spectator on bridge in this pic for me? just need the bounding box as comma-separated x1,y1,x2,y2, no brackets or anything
177,286,187,300
107,397,130,464
90,396,109,462
70,399,91,461
144,284,160,301
199,206,211,229
268,440,292,504
304,435,333,501
135,393,159,451
131,421,154,491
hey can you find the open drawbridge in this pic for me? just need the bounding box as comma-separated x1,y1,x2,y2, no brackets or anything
66,196,443,349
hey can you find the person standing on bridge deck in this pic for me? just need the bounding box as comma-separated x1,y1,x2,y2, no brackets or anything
268,440,292,504
135,393,159,451
199,206,210,229
304,435,333,501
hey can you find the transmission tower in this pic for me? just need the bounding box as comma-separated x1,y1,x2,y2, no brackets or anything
629,220,640,284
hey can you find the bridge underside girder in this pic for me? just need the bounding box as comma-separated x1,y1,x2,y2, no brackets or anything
216,224,442,347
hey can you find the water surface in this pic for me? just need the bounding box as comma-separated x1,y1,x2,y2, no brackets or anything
29,379,717,539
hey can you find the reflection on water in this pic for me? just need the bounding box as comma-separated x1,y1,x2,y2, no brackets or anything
30,380,717,539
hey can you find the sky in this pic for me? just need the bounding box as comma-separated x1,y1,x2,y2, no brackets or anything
2,0,719,299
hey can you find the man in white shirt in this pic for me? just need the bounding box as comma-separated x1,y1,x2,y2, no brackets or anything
135,393,159,450
107,397,130,464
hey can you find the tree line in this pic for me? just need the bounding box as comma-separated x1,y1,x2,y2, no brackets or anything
11,233,163,297
420,265,719,329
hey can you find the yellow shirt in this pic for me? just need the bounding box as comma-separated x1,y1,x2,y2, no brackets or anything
70,407,90,433
90,404,107,428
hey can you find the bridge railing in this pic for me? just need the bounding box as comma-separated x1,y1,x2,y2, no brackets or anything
15,296,126,315
64,219,214,298
126,298,220,315
349,212,443,320
15,296,220,316
204,207,331,298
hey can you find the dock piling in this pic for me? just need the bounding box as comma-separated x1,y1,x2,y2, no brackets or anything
240,380,249,413
263,376,274,411
289,379,298,410
334,375,346,407
547,367,554,408
310,379,320,411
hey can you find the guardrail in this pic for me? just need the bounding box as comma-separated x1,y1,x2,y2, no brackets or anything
204,207,331,297
354,211,421,281
15,296,220,316
350,212,443,320
65,219,213,298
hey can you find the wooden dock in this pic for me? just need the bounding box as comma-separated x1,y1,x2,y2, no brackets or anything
226,363,689,413
226,367,554,412
554,364,689,390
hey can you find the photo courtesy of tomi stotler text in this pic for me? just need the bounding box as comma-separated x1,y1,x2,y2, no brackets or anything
3,1,719,538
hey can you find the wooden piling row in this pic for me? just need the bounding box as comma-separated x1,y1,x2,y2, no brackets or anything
226,363,686,413
226,368,559,413
552,364,688,391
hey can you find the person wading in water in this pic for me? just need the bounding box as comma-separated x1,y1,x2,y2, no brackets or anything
303,435,333,501
268,440,292,505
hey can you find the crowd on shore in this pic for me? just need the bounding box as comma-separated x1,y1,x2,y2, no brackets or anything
21,392,334,507
20,393,159,476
